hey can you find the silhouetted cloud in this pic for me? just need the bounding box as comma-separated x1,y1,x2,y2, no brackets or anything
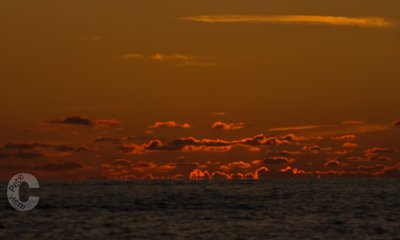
49,115,120,127
0,142,87,153
254,167,269,180
367,155,392,162
16,151,45,159
212,121,246,130
75,145,89,152
302,145,322,153
219,161,251,171
120,134,293,154
324,159,347,168
2,143,49,150
365,147,394,155
278,166,312,177
380,163,400,177
50,115,93,126
263,157,293,165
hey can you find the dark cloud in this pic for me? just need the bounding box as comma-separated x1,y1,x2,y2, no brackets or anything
212,171,231,180
367,155,392,162
3,165,28,170
108,159,132,167
49,115,121,127
0,153,10,159
2,143,48,150
2,142,77,152
15,151,45,159
303,145,321,153
0,146,44,159
54,145,75,152
0,142,84,159
324,159,347,168
262,157,292,165
353,164,386,174
94,137,121,144
35,162,84,171
75,145,89,152
364,148,394,162
50,115,93,126
380,163,400,177
365,147,394,155
255,167,269,180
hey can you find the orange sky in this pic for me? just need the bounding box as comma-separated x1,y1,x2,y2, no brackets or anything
0,0,399,180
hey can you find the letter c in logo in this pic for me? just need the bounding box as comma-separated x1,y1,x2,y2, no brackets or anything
7,173,40,211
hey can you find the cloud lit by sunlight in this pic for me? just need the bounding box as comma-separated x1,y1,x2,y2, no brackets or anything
182,15,395,28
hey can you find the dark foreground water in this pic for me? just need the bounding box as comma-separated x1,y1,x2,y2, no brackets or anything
0,179,399,239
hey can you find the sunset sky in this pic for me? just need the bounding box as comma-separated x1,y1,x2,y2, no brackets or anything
1,0,399,180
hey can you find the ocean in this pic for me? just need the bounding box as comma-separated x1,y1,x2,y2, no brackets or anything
1,179,399,239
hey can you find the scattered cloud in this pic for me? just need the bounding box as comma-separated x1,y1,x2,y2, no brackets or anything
342,142,357,149
95,119,121,127
332,134,357,141
342,120,365,125
189,169,211,180
219,161,251,171
121,53,143,59
269,125,323,132
149,121,192,129
182,15,395,28
122,52,214,66
212,121,246,130
209,112,226,117
120,134,293,155
365,147,394,155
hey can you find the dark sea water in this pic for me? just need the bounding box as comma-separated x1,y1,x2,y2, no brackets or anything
1,179,399,239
